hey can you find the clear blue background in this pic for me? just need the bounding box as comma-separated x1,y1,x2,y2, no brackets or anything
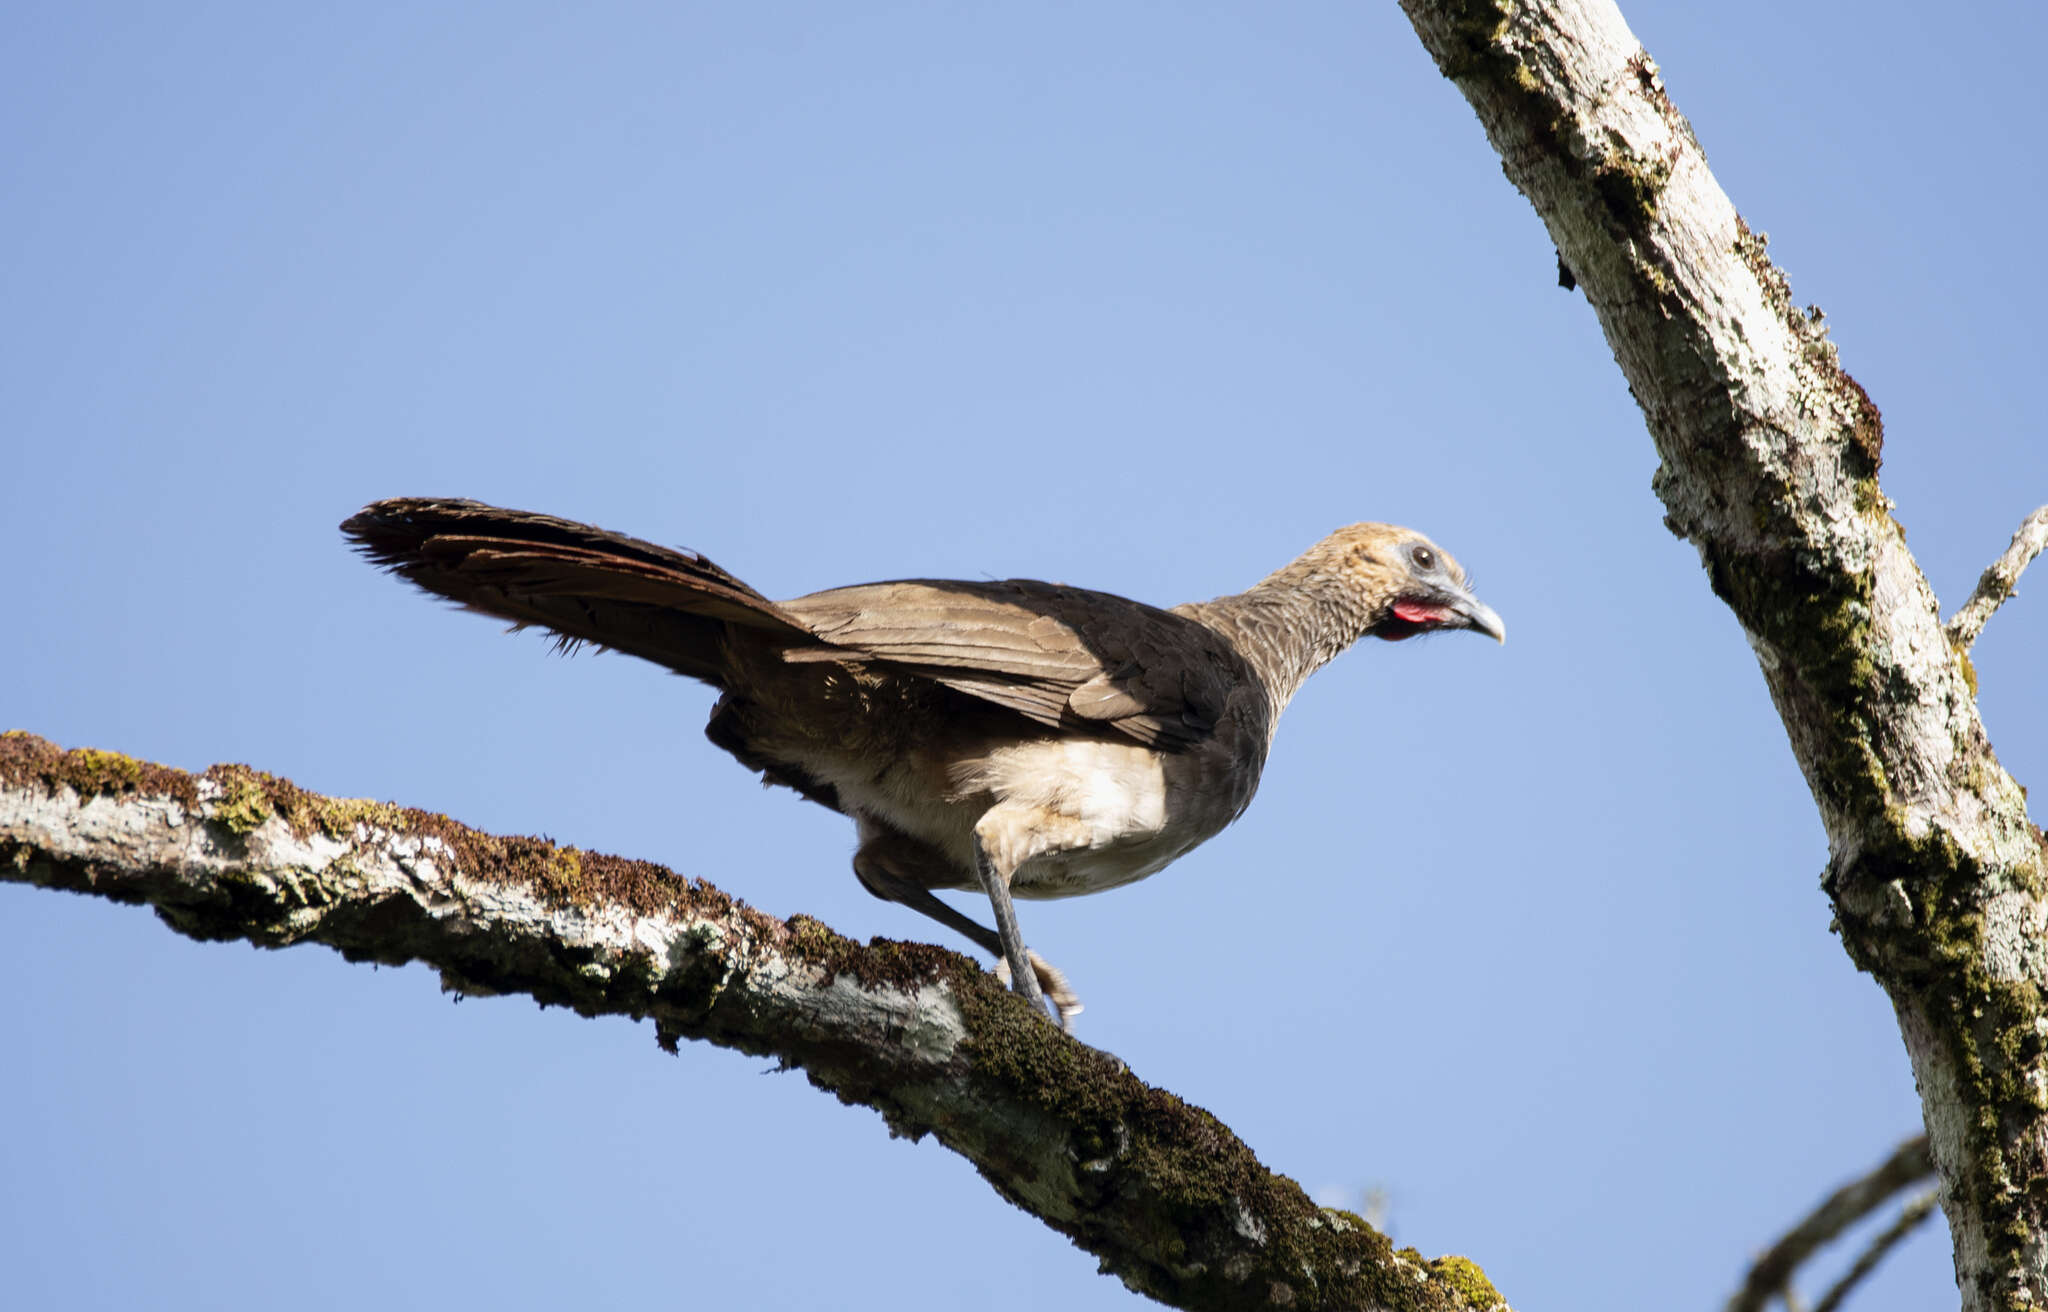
4,3,2041,1309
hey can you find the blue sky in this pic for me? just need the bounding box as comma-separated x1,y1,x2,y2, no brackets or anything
4,3,2041,1309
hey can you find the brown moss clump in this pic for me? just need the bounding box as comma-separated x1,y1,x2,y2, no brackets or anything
0,733,202,807
780,915,965,994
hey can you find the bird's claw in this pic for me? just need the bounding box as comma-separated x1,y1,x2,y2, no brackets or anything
994,950,1083,1031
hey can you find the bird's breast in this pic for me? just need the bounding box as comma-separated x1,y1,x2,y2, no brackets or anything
960,733,1264,900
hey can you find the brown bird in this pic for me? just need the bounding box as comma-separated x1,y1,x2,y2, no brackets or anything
341,498,1503,1027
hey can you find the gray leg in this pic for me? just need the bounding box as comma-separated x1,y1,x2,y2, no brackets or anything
853,824,1077,1027
971,834,1048,1016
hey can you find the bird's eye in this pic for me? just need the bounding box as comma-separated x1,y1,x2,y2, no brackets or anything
1409,544,1437,571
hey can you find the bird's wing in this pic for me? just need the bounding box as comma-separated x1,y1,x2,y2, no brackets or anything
780,579,1254,749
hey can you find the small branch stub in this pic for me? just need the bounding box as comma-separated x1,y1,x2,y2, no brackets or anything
1945,505,2048,652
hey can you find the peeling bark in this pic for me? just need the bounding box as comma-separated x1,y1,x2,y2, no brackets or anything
0,732,1502,1312
1396,2,2047,1308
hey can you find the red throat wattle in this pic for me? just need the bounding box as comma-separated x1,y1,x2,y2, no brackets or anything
1392,600,1453,627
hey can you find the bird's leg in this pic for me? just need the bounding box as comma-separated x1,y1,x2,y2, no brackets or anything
970,832,1048,1018
854,837,1007,952
854,821,1079,1028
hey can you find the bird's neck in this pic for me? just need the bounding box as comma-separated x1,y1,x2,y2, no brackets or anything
1176,563,1380,717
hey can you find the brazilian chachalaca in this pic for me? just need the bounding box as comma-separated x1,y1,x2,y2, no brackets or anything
342,499,1503,1028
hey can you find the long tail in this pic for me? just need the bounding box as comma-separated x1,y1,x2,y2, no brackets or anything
340,498,816,684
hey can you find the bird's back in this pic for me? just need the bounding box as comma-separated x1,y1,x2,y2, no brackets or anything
780,577,1271,751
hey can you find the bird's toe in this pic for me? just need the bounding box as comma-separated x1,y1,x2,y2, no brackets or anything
1027,950,1083,1031
992,953,1080,1029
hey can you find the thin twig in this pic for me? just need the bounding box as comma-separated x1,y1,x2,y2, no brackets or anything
1810,1188,1941,1312
1945,505,2048,652
1726,1137,1934,1312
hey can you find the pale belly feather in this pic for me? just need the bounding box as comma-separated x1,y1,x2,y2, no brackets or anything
807,735,1226,900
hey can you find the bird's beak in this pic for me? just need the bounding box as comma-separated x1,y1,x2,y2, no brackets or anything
1450,591,1506,644
1384,582,1506,643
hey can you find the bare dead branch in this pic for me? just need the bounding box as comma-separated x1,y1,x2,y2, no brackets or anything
1727,1137,1934,1312
1394,2,2043,1306
1810,1188,1942,1312
0,731,1505,1312
1944,505,2048,652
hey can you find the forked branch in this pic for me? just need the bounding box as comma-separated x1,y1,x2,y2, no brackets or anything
1811,1189,1941,1312
1726,1136,1934,1312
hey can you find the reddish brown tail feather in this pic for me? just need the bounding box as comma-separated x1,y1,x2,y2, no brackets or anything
340,497,815,684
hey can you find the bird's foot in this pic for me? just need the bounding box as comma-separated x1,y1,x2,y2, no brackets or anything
994,950,1083,1032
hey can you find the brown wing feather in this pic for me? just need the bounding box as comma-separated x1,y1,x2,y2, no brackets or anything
782,579,1250,749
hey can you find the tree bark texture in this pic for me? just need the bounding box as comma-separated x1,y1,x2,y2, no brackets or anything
1394,2,2048,1309
0,732,1505,1312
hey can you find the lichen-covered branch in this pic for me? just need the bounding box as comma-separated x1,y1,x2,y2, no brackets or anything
1395,2,2045,1309
1946,505,2048,652
1726,1136,1933,1312
0,732,1503,1312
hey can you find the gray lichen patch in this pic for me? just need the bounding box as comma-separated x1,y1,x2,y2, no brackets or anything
1732,216,1883,475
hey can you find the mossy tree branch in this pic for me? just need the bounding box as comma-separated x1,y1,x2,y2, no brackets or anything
0,731,1503,1312
1395,1,2045,1308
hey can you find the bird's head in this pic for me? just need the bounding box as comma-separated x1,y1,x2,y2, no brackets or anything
1315,523,1505,644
